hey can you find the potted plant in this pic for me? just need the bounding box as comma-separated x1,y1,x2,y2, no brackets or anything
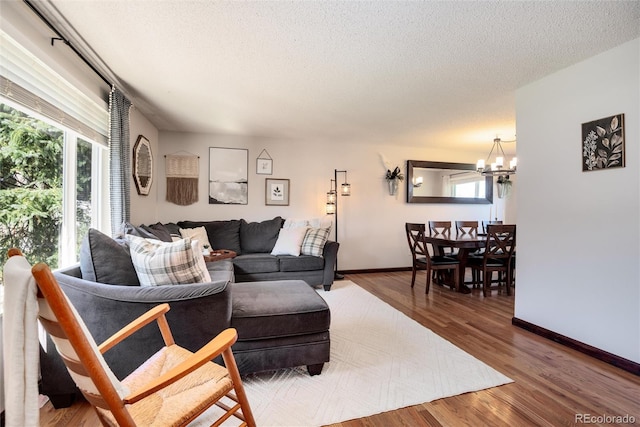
385,166,404,195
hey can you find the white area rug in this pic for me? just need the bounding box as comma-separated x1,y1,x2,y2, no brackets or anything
192,280,512,426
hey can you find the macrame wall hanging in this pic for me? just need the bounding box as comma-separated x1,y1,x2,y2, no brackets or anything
165,153,199,205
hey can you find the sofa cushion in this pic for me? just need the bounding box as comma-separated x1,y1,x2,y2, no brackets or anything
178,220,242,254
206,260,235,283
232,254,280,274
278,255,325,272
270,226,309,256
301,227,331,257
231,280,330,340
127,235,211,287
240,217,283,253
80,228,140,286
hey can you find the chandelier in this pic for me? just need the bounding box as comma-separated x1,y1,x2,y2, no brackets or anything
477,137,517,177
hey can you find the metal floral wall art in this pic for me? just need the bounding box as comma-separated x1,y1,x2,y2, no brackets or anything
582,114,625,172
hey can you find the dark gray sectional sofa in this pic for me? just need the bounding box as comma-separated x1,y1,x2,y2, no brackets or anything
39,216,338,408
174,216,338,289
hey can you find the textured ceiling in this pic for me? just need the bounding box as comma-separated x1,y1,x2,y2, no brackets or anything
45,1,639,152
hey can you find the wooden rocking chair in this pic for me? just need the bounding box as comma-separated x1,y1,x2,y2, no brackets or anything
5,248,256,427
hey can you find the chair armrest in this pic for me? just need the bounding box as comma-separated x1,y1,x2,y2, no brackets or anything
123,328,238,404
98,304,174,354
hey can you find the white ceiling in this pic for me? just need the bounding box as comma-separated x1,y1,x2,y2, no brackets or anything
46,1,639,153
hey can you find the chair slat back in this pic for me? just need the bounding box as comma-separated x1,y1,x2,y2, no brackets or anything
482,220,503,234
405,223,429,258
484,224,516,262
31,262,133,423
428,221,452,238
455,220,479,237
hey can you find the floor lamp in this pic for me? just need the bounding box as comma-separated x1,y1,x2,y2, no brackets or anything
326,169,350,280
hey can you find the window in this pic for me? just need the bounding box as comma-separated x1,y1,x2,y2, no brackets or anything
449,172,486,198
0,101,106,270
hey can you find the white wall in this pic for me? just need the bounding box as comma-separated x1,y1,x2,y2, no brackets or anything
149,132,513,271
515,38,639,363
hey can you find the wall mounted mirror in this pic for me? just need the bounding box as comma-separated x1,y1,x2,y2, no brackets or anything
133,135,153,196
406,160,493,204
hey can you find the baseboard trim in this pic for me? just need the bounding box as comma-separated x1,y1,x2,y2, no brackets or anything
512,317,639,376
339,267,412,275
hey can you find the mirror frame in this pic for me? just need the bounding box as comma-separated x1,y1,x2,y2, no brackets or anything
406,160,493,204
133,135,153,196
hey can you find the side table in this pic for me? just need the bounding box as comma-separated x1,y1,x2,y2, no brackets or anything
204,249,237,262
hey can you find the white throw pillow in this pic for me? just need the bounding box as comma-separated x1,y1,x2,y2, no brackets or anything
179,226,212,249
127,235,211,286
270,227,309,256
283,217,333,232
189,238,212,282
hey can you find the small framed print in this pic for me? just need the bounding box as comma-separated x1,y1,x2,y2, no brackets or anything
265,178,289,206
257,158,273,175
582,113,625,172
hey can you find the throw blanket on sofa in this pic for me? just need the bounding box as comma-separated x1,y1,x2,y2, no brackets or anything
3,255,40,427
166,154,199,205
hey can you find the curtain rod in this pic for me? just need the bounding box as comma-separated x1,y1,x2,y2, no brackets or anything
23,0,112,88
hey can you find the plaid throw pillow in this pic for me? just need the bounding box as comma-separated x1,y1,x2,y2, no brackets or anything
301,227,330,257
127,235,211,287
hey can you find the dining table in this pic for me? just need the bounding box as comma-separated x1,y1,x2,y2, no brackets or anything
422,233,488,293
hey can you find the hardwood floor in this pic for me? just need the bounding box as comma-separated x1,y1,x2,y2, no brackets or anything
39,271,640,426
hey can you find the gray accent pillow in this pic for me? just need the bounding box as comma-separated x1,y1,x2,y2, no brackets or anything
240,217,284,253
143,222,173,242
80,228,140,286
122,222,158,240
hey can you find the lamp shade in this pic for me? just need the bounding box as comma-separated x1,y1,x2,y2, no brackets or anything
341,182,351,196
326,202,336,215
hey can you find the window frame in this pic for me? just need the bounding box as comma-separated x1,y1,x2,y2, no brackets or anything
1,97,108,267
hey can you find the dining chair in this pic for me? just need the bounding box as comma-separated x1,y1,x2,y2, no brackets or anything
481,221,514,285
455,220,479,237
481,220,503,234
405,223,460,293
428,220,452,238
5,248,256,427
426,220,457,284
467,224,516,297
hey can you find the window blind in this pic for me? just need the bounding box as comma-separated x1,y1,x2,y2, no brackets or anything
0,30,109,145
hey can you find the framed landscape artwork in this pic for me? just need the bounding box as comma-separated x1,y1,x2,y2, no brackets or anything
581,114,625,172
265,178,290,206
209,147,248,204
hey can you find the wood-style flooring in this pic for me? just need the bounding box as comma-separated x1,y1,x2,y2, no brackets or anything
39,271,640,426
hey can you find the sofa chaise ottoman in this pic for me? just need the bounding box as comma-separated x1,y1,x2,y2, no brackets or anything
41,261,331,408
231,280,331,375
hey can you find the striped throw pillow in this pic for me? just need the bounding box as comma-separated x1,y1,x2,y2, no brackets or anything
301,227,330,257
127,235,211,287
